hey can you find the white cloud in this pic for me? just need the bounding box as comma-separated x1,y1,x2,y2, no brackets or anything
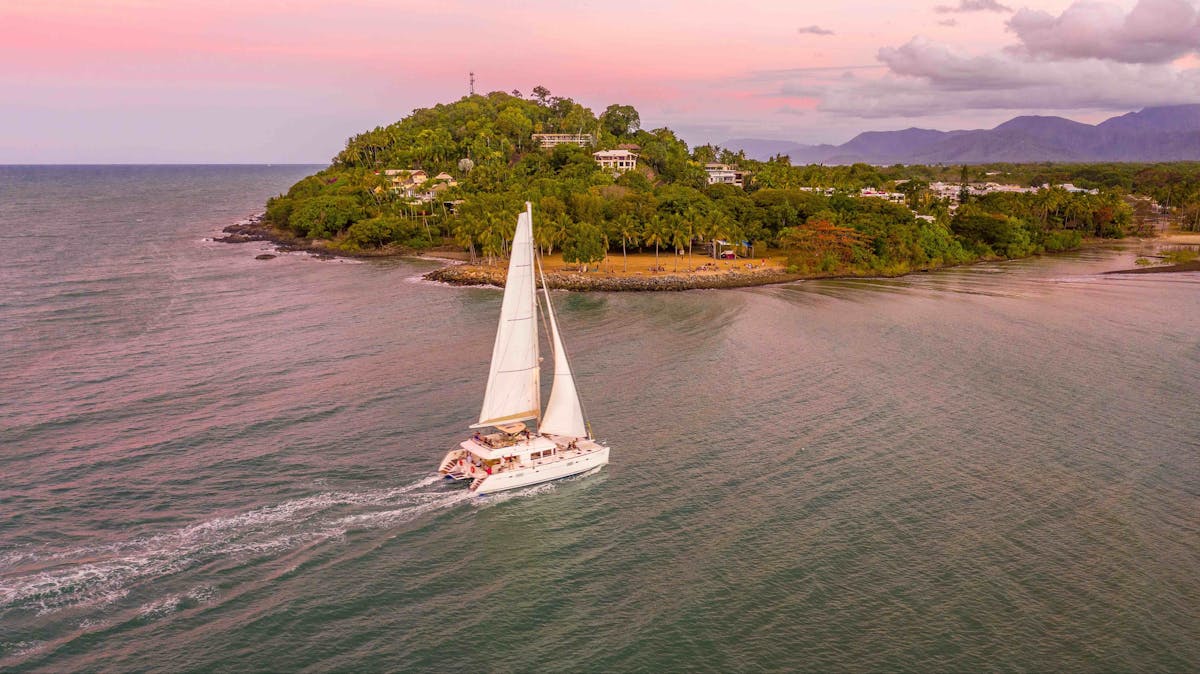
1008,0,1200,64
935,0,1012,13
878,37,1032,89
797,25,835,36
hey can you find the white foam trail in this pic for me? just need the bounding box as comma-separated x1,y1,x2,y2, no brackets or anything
0,640,45,659
136,585,216,621
0,474,461,615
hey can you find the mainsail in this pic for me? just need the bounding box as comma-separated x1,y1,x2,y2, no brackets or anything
538,262,589,439
474,206,540,428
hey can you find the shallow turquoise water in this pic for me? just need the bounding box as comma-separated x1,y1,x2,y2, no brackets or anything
1,166,1197,671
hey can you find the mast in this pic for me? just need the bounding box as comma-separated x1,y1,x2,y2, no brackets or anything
536,240,590,439
473,204,540,428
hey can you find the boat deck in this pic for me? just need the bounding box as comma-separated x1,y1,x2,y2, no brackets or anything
444,435,604,481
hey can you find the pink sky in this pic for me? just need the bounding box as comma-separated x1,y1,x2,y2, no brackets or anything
1,0,1196,162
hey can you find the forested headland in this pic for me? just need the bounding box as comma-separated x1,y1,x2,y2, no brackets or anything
257,88,1200,281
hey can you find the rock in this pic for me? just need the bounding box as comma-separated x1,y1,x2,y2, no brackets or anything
423,264,803,292
255,254,276,260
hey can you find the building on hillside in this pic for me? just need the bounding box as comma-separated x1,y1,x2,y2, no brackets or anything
859,188,906,203
985,182,1037,194
1055,183,1099,195
928,181,962,200
384,169,429,198
798,186,836,196
384,169,461,203
593,149,639,173
531,133,595,149
384,169,427,183
928,180,1044,203
422,178,459,203
704,163,747,188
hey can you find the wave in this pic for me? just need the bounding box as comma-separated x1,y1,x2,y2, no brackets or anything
0,475,470,616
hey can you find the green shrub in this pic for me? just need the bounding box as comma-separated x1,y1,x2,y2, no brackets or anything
1162,248,1198,264
344,216,429,249
264,196,293,229
1042,229,1082,252
290,196,363,238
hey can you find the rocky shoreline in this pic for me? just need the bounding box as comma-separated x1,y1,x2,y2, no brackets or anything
424,265,806,291
216,214,416,260
1105,259,1200,274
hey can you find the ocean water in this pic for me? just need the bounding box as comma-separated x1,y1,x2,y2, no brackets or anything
1,165,1197,672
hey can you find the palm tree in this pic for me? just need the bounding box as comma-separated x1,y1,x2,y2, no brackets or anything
534,213,569,258
669,214,690,273
642,216,667,272
452,218,478,264
709,211,734,260
534,216,557,257
615,214,641,273
1064,196,1090,232
480,225,502,267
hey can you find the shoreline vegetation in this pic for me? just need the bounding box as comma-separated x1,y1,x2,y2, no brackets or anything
219,216,1200,290
239,89,1200,289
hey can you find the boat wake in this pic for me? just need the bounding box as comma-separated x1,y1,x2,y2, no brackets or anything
0,475,473,617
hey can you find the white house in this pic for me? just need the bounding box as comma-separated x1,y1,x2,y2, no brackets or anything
531,133,595,149
860,188,906,203
704,163,746,188
1056,183,1099,195
593,149,638,173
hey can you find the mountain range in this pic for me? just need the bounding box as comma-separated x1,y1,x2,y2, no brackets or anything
723,105,1200,165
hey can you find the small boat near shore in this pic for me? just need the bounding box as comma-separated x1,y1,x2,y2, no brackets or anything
437,203,609,494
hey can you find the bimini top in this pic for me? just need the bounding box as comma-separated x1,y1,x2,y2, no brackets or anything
496,422,527,435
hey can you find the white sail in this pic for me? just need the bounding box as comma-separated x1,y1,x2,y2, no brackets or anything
538,268,588,439
474,205,540,428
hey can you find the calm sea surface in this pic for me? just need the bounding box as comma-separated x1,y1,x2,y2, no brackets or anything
1,165,1197,672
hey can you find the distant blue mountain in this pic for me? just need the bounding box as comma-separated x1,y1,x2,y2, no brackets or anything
724,105,1200,164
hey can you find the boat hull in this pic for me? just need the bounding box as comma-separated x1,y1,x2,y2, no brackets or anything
474,444,608,494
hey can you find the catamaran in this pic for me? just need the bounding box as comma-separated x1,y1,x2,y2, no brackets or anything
437,203,609,494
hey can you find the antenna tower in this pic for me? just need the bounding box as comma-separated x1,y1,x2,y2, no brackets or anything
469,72,475,96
